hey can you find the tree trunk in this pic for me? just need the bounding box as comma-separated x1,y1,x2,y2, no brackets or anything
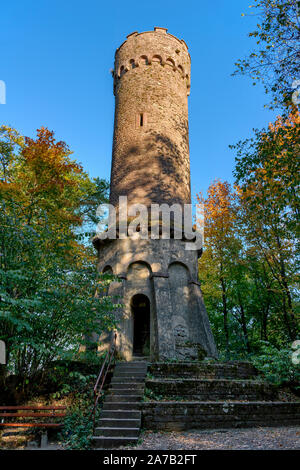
261,305,269,341
239,301,251,353
276,235,297,340
220,275,229,358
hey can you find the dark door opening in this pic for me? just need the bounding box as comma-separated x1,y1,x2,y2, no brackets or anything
131,294,150,356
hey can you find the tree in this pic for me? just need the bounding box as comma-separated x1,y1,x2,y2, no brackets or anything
234,0,300,108
233,110,299,341
0,126,115,390
234,108,300,237
197,180,240,357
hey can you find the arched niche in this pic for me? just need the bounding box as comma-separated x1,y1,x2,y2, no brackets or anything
129,58,136,69
177,64,184,76
103,265,113,275
168,261,190,286
127,261,151,282
152,54,163,64
139,55,149,65
165,57,176,69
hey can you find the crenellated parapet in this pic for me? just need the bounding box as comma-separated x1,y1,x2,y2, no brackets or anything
113,54,190,93
113,27,191,95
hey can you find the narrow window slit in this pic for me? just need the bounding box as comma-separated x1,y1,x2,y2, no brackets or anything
140,113,144,127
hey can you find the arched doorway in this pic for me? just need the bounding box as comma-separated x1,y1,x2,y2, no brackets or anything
131,294,150,356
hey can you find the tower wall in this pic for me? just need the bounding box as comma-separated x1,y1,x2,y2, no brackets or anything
94,28,218,361
97,238,218,361
110,27,191,209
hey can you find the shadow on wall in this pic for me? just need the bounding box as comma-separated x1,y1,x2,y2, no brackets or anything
110,118,190,207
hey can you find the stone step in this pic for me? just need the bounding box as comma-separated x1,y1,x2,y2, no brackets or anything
142,401,300,431
92,436,139,449
146,378,277,401
110,382,144,390
102,402,142,411
108,388,144,396
94,427,140,437
115,363,148,372
114,367,147,374
111,375,146,382
105,394,143,402
113,371,147,378
98,418,141,428
112,372,146,378
116,361,148,367
92,361,146,449
101,410,141,420
149,362,258,380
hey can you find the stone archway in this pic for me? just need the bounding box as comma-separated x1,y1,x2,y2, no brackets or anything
131,294,150,357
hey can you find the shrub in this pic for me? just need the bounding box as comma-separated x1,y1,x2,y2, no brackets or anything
251,342,300,390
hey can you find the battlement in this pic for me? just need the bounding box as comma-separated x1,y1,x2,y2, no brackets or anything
113,27,191,95
113,54,190,90
116,27,189,54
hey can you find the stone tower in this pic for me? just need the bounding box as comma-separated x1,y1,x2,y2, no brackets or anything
93,27,217,361
109,26,191,211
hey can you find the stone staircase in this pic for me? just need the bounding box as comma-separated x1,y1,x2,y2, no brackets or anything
92,361,148,449
143,362,300,430
92,360,300,448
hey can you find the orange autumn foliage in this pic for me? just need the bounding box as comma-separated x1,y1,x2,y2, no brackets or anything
1,127,86,227
196,180,236,250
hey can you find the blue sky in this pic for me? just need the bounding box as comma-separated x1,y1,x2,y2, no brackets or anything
0,0,278,199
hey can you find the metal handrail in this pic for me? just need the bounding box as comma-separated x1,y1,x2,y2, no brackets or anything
91,332,117,430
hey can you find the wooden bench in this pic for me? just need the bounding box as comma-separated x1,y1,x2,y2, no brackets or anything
0,406,67,429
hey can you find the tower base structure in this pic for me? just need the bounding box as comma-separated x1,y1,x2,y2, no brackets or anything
95,237,218,361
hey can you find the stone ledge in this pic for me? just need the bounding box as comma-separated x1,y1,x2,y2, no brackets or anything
145,378,277,401
149,362,258,379
142,402,300,431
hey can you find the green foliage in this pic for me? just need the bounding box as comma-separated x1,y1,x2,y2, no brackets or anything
143,388,164,402
51,371,97,400
200,110,299,365
204,2,300,363
55,365,103,449
0,126,116,391
233,0,300,108
251,342,300,388
59,406,94,450
56,373,100,450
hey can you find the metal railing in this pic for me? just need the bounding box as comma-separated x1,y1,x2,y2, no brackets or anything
91,332,117,430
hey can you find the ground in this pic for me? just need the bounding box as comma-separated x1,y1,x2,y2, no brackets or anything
1,426,299,450
132,427,300,450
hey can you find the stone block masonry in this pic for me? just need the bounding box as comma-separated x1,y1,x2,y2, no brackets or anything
93,28,218,361
110,27,191,210
142,402,300,431
142,362,300,431
149,362,258,379
146,378,277,401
